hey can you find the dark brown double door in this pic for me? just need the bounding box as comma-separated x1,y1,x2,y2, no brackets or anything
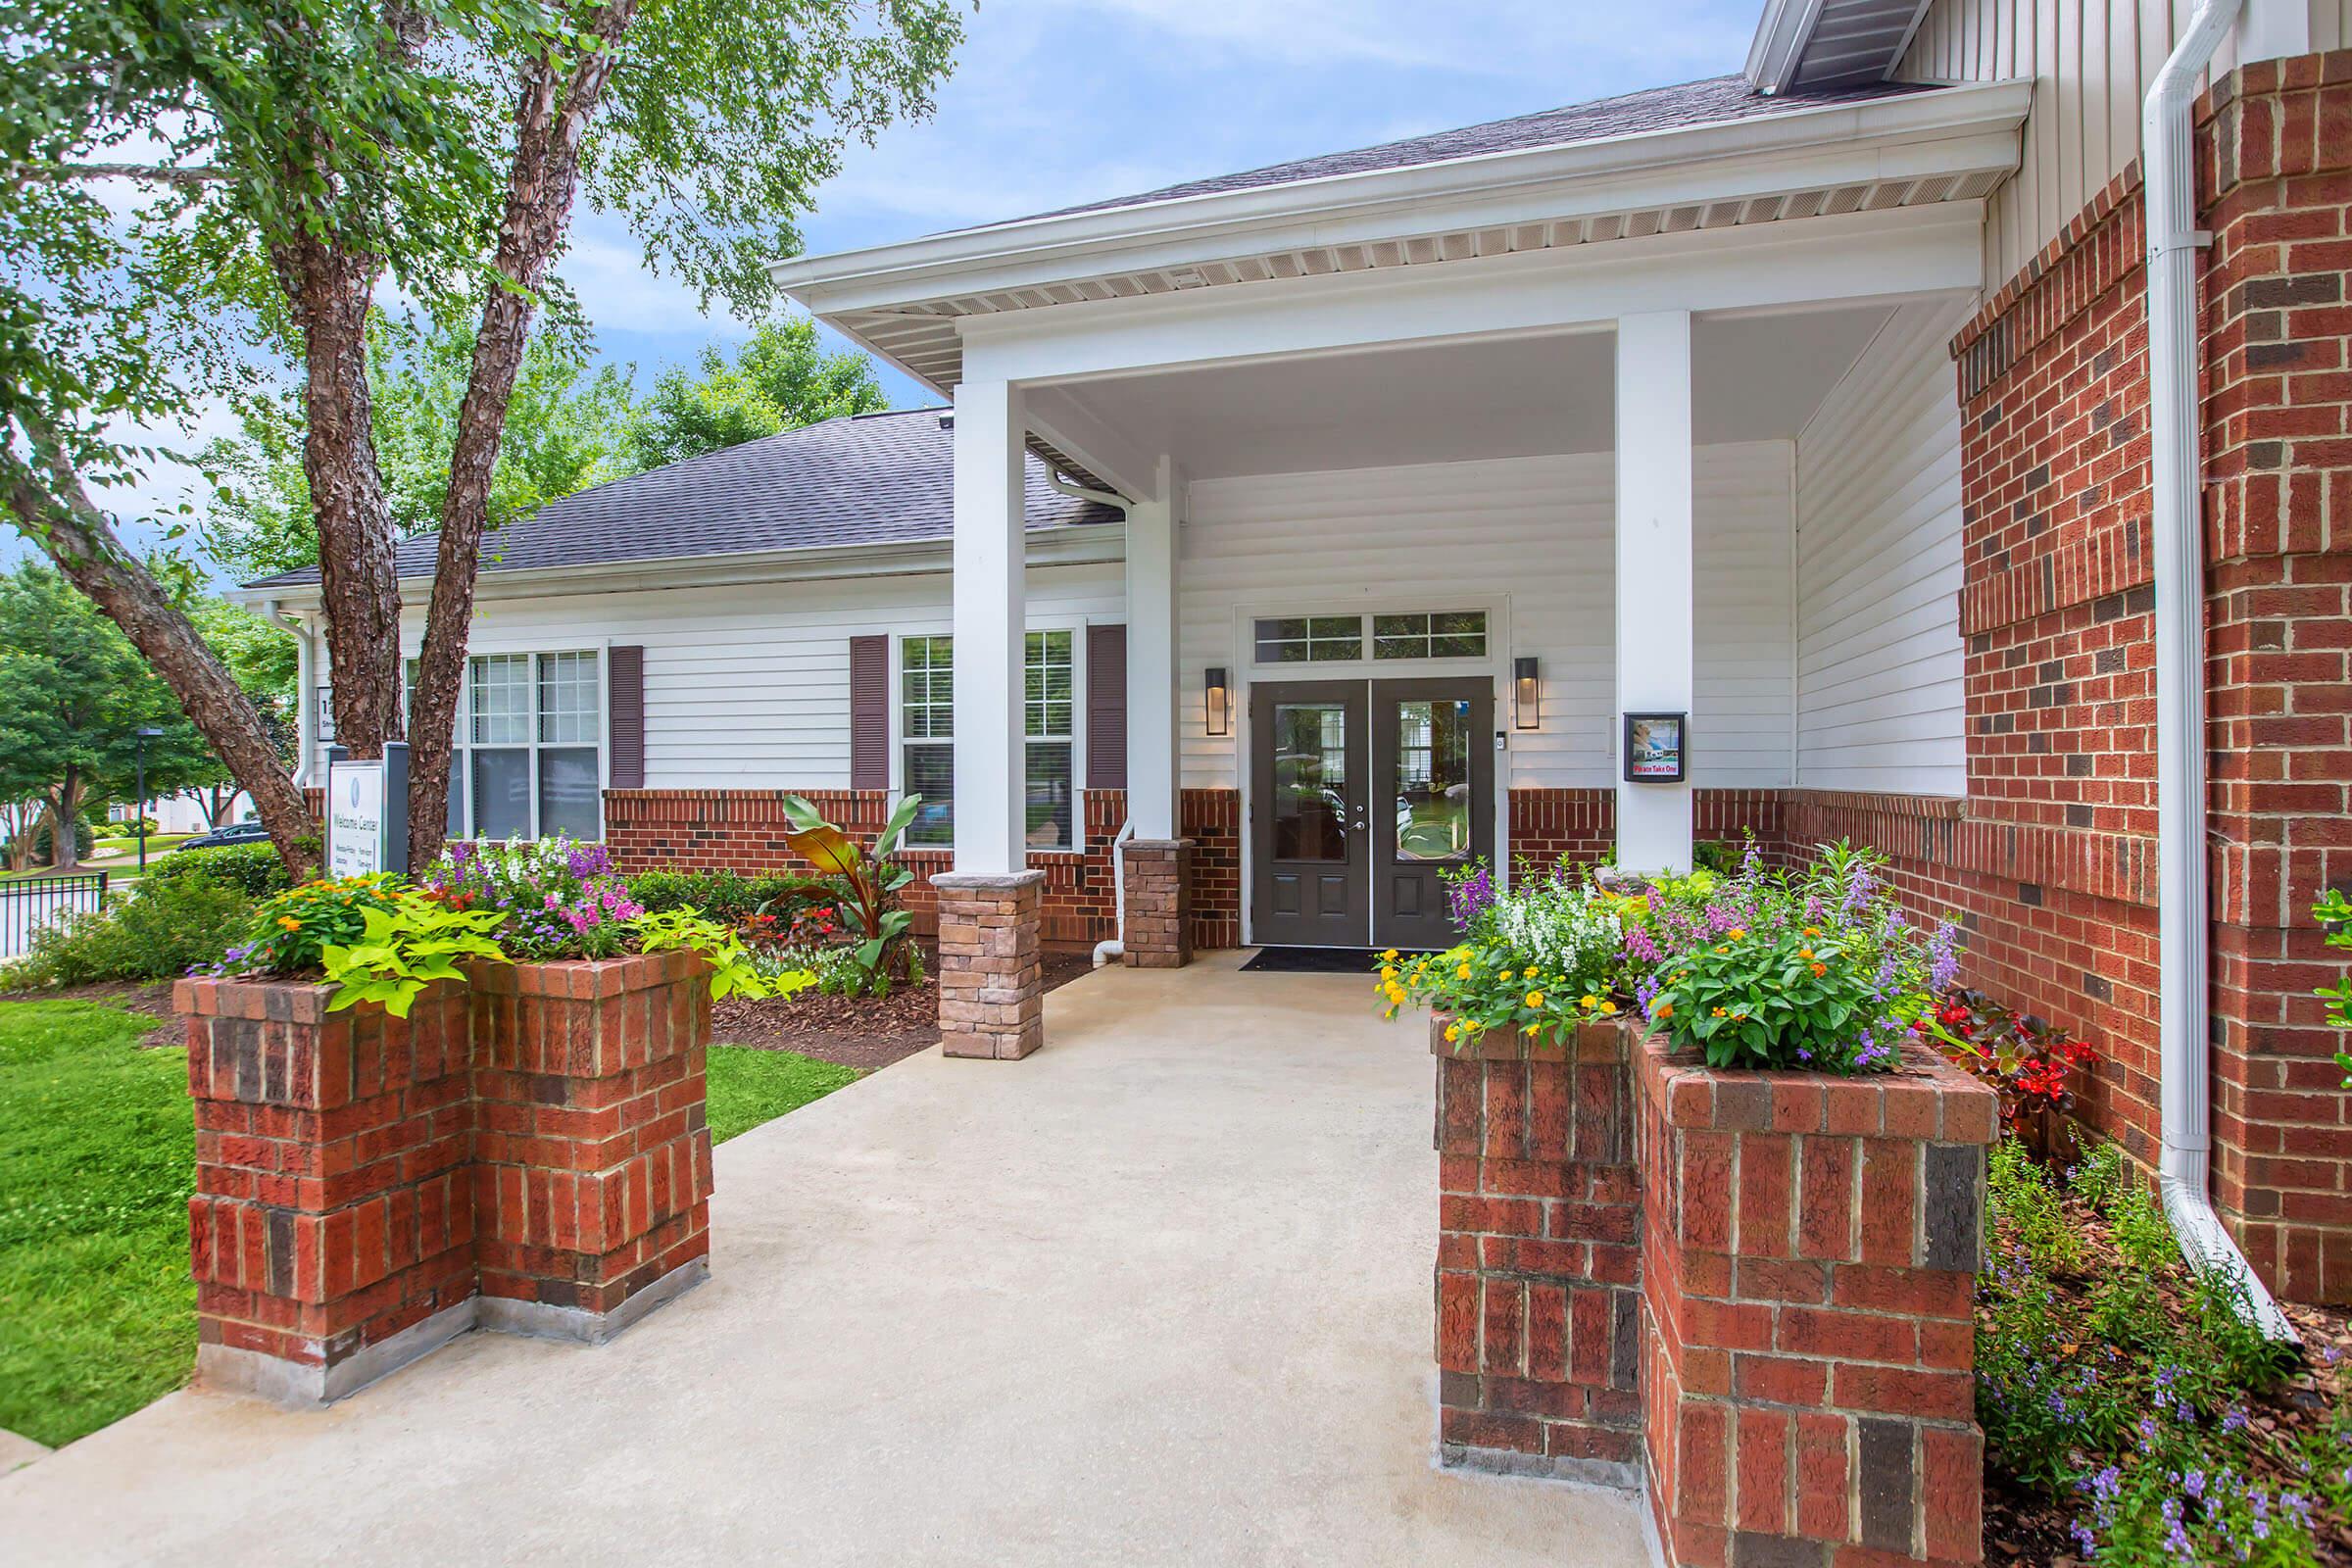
1249,678,1494,951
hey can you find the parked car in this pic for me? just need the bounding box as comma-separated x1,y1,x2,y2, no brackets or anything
174,820,271,853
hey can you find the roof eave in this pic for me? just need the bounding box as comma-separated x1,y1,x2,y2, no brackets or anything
770,79,2029,318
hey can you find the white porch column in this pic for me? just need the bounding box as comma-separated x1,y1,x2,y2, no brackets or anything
1124,456,1179,840
951,379,1028,873
1613,310,1695,875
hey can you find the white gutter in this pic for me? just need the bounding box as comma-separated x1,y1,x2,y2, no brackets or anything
2143,0,2295,1341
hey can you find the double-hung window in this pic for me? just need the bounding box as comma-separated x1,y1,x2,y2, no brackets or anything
399,651,604,841
897,630,1079,852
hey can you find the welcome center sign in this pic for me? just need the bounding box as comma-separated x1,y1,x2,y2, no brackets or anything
325,741,411,877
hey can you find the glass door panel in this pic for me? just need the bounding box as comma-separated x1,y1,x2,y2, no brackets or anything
1271,702,1350,861
1392,699,1474,862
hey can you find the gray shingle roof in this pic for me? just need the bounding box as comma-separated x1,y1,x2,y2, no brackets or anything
242,409,1120,588
1018,74,1936,222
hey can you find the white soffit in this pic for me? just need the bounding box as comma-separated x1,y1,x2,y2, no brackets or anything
776,81,2028,396
1747,0,1937,93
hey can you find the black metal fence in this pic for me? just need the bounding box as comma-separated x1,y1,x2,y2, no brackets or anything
0,872,108,961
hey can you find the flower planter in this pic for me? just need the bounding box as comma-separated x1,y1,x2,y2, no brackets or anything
178,974,478,1406
466,949,714,1341
174,948,715,1405
1432,1013,2000,1567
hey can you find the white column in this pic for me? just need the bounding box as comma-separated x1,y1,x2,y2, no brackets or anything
1124,456,1179,840
1614,310,1695,875
952,379,1028,874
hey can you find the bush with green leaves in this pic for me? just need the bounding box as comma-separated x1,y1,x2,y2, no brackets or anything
6,876,256,987
219,876,410,977
1379,859,1628,1046
141,842,298,900
2318,887,2351,1088
318,898,512,1017
754,795,921,988
627,867,828,924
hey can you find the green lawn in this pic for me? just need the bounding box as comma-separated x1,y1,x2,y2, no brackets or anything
0,1000,855,1448
707,1047,859,1144
0,1002,195,1449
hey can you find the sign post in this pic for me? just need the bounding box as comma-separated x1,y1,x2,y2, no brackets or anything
324,741,410,877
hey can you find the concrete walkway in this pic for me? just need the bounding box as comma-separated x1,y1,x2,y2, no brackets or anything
0,954,1650,1567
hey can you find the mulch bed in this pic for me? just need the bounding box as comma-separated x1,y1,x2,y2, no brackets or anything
1982,1189,2352,1568
710,945,1098,1072
0,979,179,1030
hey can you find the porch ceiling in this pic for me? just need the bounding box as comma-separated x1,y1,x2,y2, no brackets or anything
1049,303,1900,481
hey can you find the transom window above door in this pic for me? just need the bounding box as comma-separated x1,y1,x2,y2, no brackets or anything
1251,611,1487,665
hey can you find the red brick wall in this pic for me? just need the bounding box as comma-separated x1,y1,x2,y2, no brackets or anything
1181,788,1242,951
1506,789,1786,873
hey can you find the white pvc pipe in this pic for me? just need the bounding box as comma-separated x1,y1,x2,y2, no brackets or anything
2143,0,2295,1341
1093,818,1137,967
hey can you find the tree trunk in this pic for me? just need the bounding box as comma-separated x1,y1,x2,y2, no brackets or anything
44,771,81,872
270,232,405,761
2,442,321,882
407,4,642,867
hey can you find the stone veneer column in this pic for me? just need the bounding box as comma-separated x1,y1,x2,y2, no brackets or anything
1119,838,1193,968
179,975,478,1404
934,870,1047,1059
468,950,715,1340
1434,1015,1643,1485
1635,1030,1996,1568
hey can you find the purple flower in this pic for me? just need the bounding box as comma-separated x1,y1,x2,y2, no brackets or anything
1928,920,1961,993
1446,864,1494,926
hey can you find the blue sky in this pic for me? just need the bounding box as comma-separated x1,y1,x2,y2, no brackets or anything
54,0,1763,569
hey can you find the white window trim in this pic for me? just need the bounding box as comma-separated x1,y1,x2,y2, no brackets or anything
396,641,611,842
889,616,1090,855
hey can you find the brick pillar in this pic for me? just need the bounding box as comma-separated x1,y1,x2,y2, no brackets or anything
1634,1030,1997,1568
1120,838,1193,967
1434,1016,1643,1485
468,951,714,1340
179,976,477,1405
934,870,1047,1059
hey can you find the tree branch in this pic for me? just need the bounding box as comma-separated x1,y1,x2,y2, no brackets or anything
11,161,228,187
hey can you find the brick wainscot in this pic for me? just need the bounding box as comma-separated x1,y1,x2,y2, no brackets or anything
176,950,714,1405
1435,1015,1998,1567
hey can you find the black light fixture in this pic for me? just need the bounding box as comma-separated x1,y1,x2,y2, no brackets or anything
1204,667,1232,737
1512,657,1541,731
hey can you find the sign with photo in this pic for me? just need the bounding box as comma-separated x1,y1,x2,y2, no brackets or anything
1623,712,1688,783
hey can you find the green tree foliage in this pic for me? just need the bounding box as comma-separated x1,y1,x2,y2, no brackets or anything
623,318,886,471
0,567,216,867
201,313,639,578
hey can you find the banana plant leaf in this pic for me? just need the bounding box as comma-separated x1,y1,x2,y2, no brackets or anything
783,821,862,879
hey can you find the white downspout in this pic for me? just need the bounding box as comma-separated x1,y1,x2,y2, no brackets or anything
2143,0,2295,1341
1040,466,1140,968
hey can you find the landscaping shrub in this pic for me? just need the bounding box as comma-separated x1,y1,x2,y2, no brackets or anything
141,841,297,900
8,876,256,987
628,867,820,924
1978,1138,2346,1563
423,838,643,959
1927,988,2096,1162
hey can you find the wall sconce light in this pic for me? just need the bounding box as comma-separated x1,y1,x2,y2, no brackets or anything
1513,656,1541,731
1205,667,1232,737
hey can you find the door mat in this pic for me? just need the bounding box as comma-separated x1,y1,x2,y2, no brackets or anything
1240,947,1392,974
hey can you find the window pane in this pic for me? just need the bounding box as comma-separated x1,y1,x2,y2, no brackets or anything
537,652,600,745
1371,610,1486,660
470,655,531,746
538,748,600,841
1251,614,1363,664
1271,702,1349,861
904,745,954,847
446,764,464,839
1025,741,1072,850
904,635,953,740
1025,629,1073,738
471,749,531,839
1394,699,1473,862
1306,616,1362,661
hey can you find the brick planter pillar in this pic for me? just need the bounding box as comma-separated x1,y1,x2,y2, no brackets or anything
468,951,713,1341
1634,1028,1997,1568
179,976,477,1405
934,870,1046,1059
1434,1014,1644,1485
1120,838,1193,968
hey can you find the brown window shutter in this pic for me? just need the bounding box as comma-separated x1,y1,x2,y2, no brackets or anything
850,634,889,790
608,646,646,790
1086,623,1127,790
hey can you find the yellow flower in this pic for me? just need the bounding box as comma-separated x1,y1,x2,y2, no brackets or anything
1457,962,1473,980
1525,991,1544,1008
1580,994,1598,1010
1600,1001,1618,1015
1715,945,1731,955
1799,948,1814,960
1383,949,1398,961
1386,983,1406,1004
1727,927,1746,941
1524,1023,1541,1038
1444,1023,1461,1043
1381,965,1397,982
277,915,302,932
1712,1005,1728,1018
1803,926,1820,938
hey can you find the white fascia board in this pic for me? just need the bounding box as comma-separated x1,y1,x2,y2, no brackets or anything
771,81,2029,317
956,201,1987,388
1746,0,1826,92
219,526,1128,613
